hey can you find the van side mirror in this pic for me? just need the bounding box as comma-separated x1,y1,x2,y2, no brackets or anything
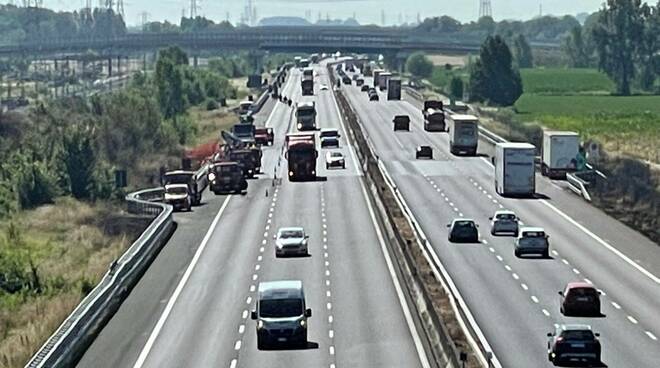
251,311,257,320
304,235,310,239
305,308,312,317
558,291,563,296
595,333,600,337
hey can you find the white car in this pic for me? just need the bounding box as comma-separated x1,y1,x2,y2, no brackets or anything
514,227,550,258
489,210,519,236
320,84,329,91
275,227,309,257
325,151,346,169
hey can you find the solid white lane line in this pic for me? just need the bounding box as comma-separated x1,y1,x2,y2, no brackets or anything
357,175,432,368
539,199,660,284
132,196,232,368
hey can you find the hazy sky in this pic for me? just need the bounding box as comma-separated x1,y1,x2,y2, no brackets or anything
41,0,606,26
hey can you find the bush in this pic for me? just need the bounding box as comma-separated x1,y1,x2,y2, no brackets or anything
406,52,434,79
206,99,219,111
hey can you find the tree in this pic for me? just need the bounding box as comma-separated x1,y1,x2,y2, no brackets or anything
563,26,590,67
469,35,523,106
513,34,534,68
61,126,95,199
449,76,464,100
592,0,646,95
405,52,434,79
155,48,186,118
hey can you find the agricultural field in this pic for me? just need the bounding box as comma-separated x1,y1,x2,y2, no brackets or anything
520,68,614,95
514,68,660,163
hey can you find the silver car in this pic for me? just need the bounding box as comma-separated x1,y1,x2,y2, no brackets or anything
275,227,309,257
251,280,312,349
514,227,550,258
489,210,519,236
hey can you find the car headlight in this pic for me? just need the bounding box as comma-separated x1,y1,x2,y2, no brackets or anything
289,171,294,177
257,320,264,329
312,170,316,175
299,319,306,328
297,124,302,129
208,173,216,181
417,147,421,152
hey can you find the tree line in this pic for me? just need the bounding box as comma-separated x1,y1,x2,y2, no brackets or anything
564,0,660,95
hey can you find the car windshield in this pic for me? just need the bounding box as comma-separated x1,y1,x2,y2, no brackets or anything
298,108,315,117
455,221,475,229
497,214,516,220
260,299,303,318
331,152,343,158
164,174,192,184
561,330,594,340
523,231,545,238
217,165,236,174
568,288,598,299
459,126,475,137
167,187,187,195
321,130,338,138
280,230,303,239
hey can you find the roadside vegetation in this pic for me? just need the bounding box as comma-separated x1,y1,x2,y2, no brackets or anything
0,45,261,366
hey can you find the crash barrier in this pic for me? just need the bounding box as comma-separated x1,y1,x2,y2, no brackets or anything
330,64,494,368
26,187,175,368
566,171,594,202
249,88,270,115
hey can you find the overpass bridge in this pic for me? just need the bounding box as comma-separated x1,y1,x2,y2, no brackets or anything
0,27,495,58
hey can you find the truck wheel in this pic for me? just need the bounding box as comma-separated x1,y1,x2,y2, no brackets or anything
541,164,548,177
542,250,550,259
515,249,521,258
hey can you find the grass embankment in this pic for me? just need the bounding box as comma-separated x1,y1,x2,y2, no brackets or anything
511,68,660,163
0,198,149,368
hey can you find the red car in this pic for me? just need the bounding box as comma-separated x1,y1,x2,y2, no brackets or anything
254,128,274,146
559,282,601,316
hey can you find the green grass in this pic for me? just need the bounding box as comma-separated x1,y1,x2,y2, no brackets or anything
514,94,660,162
520,68,615,95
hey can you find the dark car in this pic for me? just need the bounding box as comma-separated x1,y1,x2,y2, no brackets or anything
320,136,340,148
361,85,370,92
559,282,601,316
447,219,479,243
369,93,379,101
548,324,601,366
416,145,433,159
356,78,365,86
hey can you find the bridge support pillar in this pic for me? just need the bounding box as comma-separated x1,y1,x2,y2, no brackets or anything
108,57,113,77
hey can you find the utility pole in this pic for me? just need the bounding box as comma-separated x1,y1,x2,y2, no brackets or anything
189,0,201,18
479,0,492,19
116,0,124,18
138,11,150,30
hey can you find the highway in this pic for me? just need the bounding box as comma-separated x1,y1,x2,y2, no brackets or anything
341,73,660,367
78,64,430,368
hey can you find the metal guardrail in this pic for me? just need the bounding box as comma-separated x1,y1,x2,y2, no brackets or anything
566,172,593,202
26,188,175,368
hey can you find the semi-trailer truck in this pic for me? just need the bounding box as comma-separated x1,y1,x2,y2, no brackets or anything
541,131,581,179
286,133,318,181
373,69,383,88
296,102,317,130
379,72,392,91
494,143,536,196
447,114,479,155
423,100,445,131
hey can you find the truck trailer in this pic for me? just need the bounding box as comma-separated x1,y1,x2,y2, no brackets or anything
387,79,401,100
541,131,580,179
286,133,318,181
494,143,536,197
447,114,479,155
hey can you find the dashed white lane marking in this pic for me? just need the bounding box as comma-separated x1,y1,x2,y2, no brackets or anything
229,359,237,368
504,265,512,271
496,255,503,262
531,296,539,304
482,240,488,245
572,268,580,275
521,283,529,291
329,330,334,338
238,325,245,334
551,250,559,256
542,309,550,317
512,273,519,280
325,260,330,267
329,346,335,355
327,302,332,310
259,246,265,253
627,316,638,324
449,202,454,207
562,259,569,265
598,289,606,296
261,239,267,245
489,247,495,253
242,310,248,319
246,296,252,305
328,315,333,323
325,269,331,276
611,302,621,310
249,285,255,292
583,278,592,284
326,279,330,286
646,331,658,341
252,274,258,281
459,212,464,217
326,290,331,297
234,340,241,350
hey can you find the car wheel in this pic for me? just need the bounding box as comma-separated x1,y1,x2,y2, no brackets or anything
326,164,329,169
490,229,496,235
542,250,549,258
257,337,266,350
342,163,345,169
548,352,553,362
514,249,521,258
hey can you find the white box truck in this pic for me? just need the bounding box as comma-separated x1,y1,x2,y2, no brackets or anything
495,143,536,196
541,131,580,179
447,114,479,155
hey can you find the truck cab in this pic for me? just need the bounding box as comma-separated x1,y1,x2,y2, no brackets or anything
229,149,258,178
254,127,274,146
296,102,317,131
232,123,256,145
208,162,248,195
237,100,253,116
423,100,445,131
163,170,202,206
447,114,479,156
286,133,318,181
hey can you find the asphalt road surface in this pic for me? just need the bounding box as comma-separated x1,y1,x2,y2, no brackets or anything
78,64,430,368
341,72,660,368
